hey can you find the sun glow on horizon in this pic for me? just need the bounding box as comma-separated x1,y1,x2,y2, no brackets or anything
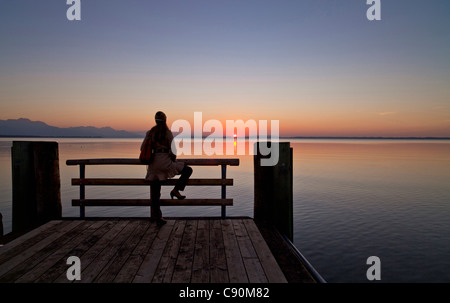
1,1,449,138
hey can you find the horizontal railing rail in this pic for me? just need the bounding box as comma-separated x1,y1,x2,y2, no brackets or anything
72,178,233,186
66,158,239,218
67,158,239,166
72,199,233,207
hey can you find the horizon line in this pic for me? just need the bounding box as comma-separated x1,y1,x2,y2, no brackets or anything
1,135,450,140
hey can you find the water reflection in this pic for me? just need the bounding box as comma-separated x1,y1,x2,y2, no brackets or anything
0,138,450,282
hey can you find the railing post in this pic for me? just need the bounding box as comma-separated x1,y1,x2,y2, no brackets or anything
79,164,85,218
221,164,227,218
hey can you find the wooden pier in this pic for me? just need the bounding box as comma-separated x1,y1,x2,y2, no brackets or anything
2,142,322,284
0,217,303,283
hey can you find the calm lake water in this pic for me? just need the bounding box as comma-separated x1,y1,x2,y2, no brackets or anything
1,138,450,283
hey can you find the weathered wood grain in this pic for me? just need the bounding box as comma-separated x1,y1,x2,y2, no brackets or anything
0,218,288,284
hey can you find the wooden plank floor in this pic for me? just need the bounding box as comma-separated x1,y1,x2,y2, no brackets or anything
0,218,287,283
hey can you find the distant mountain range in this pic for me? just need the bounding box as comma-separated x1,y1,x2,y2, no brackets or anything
0,118,142,138
1,118,448,140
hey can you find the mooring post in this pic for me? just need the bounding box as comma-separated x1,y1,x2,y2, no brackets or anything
0,212,3,244
11,141,62,233
254,141,293,241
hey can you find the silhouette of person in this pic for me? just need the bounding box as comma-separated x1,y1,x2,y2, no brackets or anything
140,111,193,225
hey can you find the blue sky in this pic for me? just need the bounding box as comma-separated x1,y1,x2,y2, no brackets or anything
1,0,449,136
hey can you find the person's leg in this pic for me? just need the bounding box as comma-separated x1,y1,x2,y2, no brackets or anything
174,165,193,192
150,181,162,220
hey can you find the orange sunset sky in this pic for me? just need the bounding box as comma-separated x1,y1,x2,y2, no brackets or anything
1,1,449,137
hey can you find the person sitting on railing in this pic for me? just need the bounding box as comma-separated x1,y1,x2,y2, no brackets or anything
140,111,193,226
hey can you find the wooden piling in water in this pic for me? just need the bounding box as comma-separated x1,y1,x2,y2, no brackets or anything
254,142,293,241
11,141,62,233
0,212,3,244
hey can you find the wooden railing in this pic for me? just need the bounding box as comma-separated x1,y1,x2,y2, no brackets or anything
66,158,239,219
